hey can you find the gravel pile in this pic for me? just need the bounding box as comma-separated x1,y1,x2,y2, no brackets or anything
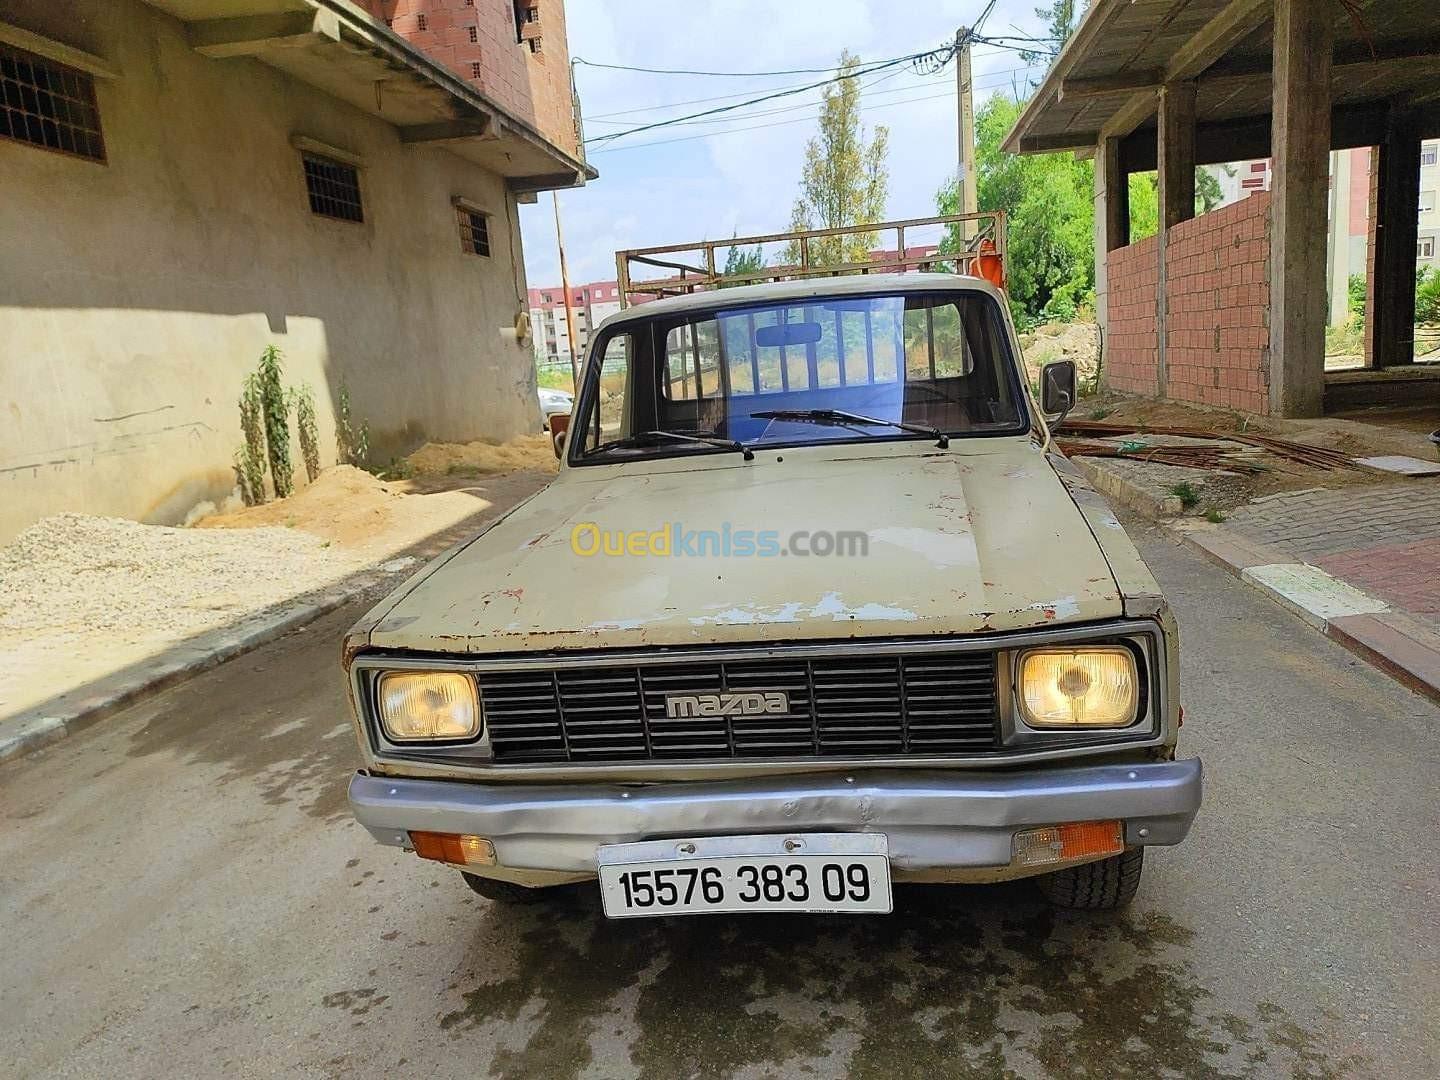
0,513,357,637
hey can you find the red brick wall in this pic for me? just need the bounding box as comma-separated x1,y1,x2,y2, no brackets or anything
1104,234,1161,396
362,0,580,159
1163,192,1270,413
1103,192,1272,414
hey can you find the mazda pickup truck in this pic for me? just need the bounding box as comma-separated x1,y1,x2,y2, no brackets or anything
342,272,1202,917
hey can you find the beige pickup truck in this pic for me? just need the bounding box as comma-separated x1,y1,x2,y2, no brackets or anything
342,268,1201,918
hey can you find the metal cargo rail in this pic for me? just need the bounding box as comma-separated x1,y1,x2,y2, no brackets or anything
614,211,1007,308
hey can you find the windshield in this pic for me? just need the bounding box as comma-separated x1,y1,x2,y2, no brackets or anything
570,289,1027,463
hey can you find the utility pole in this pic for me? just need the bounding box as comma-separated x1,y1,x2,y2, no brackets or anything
552,191,582,392
955,26,977,243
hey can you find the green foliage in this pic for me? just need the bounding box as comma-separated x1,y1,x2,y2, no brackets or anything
1128,172,1159,241
256,345,293,498
293,382,321,484
1417,266,1440,325
721,242,765,284
235,373,268,506
1205,506,1227,523
1195,166,1226,215
784,51,889,266
335,378,370,468
1348,273,1367,326
1021,1,1078,68
1169,481,1200,509
940,94,1094,324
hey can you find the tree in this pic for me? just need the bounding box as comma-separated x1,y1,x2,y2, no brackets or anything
721,241,765,286
1196,166,1226,215
939,94,1094,324
784,52,889,267
1022,0,1085,71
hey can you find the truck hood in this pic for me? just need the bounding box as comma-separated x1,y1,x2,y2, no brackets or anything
366,440,1122,653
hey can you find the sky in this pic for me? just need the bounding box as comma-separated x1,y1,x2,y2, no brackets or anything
518,0,1058,289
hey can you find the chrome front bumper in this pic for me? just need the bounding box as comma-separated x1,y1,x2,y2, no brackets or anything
349,759,1202,884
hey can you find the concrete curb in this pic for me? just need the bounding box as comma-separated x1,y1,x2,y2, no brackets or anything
1074,458,1184,517
0,577,384,768
1172,521,1440,705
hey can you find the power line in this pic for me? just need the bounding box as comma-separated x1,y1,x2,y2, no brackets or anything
587,71,1036,156
572,51,929,78
585,62,1037,131
583,46,954,146
586,65,932,130
584,46,1021,121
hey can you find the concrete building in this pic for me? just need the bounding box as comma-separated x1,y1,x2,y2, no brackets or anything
527,280,623,368
0,0,593,543
1005,0,1440,417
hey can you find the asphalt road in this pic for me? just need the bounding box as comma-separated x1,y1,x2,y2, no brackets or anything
4,518,1438,1079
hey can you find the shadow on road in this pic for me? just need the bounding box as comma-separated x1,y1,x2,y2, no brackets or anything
422,880,1353,1080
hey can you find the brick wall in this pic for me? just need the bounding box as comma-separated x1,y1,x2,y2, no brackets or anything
362,0,580,159
1104,192,1272,414
1104,235,1161,396
1163,192,1271,413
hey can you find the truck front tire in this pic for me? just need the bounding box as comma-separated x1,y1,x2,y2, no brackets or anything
1037,848,1144,909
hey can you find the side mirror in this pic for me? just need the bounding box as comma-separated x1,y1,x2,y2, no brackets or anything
1040,360,1076,425
550,413,570,459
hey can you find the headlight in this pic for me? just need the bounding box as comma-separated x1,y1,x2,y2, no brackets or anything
1018,647,1139,729
377,672,481,742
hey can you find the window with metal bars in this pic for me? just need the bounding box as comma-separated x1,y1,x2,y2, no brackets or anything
301,153,363,222
458,207,490,256
0,43,105,162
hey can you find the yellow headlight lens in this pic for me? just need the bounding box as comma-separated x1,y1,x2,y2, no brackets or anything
377,672,480,742
1018,647,1139,729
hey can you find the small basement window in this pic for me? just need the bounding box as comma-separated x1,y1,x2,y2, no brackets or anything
0,43,105,162
457,205,490,256
301,153,363,222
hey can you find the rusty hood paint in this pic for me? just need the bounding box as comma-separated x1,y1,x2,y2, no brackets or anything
364,438,1122,654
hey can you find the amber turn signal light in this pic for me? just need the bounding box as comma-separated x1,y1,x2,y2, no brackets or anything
1012,820,1124,868
409,831,496,866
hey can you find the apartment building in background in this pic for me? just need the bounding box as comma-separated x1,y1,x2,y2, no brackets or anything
1,0,592,542
1211,140,1439,321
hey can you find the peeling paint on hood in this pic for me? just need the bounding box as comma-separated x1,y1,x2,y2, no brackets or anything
366,439,1123,654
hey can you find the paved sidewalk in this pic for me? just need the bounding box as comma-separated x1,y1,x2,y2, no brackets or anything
1173,481,1440,702
1223,485,1440,631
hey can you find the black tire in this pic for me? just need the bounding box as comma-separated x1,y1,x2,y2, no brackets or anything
462,872,552,904
1037,848,1144,910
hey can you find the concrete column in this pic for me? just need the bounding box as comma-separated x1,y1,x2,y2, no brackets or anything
1093,135,1129,370
1157,81,1197,231
1154,82,1196,397
1268,0,1333,417
1371,108,1421,368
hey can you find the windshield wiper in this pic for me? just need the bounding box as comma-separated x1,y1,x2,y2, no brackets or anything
595,430,755,461
749,409,949,449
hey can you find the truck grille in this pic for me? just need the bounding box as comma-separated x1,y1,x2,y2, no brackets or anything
476,651,1000,764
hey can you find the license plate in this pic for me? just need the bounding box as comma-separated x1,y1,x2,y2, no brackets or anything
596,833,891,918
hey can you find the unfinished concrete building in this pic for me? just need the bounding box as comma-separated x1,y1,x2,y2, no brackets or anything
1004,0,1440,417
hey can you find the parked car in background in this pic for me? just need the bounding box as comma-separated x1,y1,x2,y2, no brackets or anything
538,387,573,431
342,270,1202,920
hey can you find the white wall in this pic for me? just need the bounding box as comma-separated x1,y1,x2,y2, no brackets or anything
0,0,540,541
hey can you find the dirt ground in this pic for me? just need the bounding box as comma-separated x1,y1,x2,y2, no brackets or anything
403,433,558,479
1017,320,1100,387
1072,393,1440,507
198,437,558,559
